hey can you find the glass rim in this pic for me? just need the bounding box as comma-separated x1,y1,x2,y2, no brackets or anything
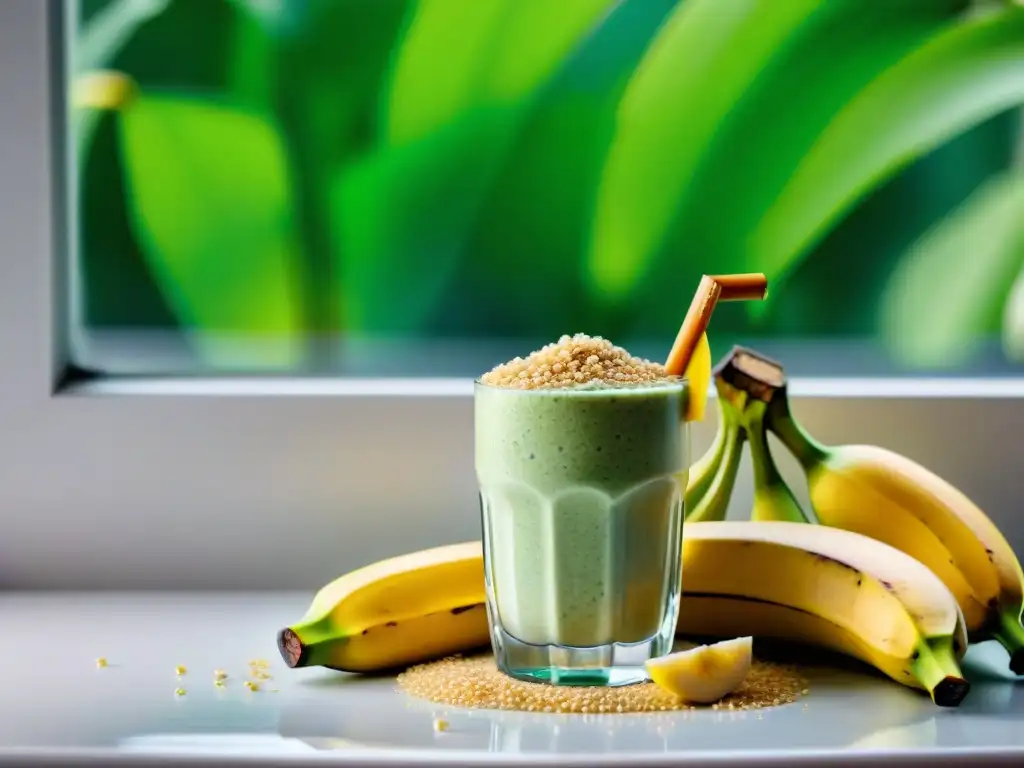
473,376,688,393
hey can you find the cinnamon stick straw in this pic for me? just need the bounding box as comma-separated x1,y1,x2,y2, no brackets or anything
664,273,769,376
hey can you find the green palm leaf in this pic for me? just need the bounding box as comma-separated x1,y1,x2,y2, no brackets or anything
341,0,615,333
750,7,1024,288
119,94,304,368
73,0,170,73
637,0,964,325
73,0,170,155
1004,263,1024,364
382,0,613,146
331,112,514,333
588,0,971,308
880,171,1024,368
588,0,825,300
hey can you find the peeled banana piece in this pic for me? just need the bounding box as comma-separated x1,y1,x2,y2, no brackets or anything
682,521,969,707
646,636,753,703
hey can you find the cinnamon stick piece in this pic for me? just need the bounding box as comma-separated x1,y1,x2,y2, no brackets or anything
664,273,769,376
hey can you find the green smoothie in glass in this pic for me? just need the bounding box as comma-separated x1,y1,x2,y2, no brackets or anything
476,334,689,686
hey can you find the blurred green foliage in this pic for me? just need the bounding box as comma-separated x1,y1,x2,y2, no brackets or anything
71,0,1024,373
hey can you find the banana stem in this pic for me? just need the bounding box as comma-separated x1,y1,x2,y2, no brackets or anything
279,631,351,669
278,616,340,668
914,639,970,707
765,393,830,469
994,606,1024,675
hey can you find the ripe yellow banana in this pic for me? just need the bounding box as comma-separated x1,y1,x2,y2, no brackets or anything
712,345,1024,674
277,542,487,672
681,521,969,707
280,524,970,705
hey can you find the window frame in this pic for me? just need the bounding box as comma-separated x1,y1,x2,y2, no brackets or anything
1,0,1022,591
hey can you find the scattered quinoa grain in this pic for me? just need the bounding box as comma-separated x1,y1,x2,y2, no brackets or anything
245,680,260,692
214,669,228,681
433,718,449,733
95,657,108,668
397,654,805,714
480,334,674,390
175,665,187,676
175,687,186,696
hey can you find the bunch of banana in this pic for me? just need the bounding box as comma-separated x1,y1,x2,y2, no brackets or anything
683,367,807,524
712,345,1024,675
278,524,971,706
708,358,811,524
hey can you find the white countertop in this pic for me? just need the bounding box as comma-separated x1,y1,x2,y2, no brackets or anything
0,592,1022,767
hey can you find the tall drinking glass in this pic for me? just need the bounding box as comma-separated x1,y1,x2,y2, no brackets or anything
475,379,690,686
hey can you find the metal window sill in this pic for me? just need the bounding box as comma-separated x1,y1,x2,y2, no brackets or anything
56,376,1024,399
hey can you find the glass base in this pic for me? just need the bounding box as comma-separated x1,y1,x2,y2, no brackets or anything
490,623,670,687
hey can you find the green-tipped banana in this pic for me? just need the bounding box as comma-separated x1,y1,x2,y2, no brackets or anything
746,401,812,523
682,521,970,707
277,542,488,672
683,399,730,511
715,385,811,524
716,345,1024,675
686,393,745,522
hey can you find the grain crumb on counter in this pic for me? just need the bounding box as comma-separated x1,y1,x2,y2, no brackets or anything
398,654,806,714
